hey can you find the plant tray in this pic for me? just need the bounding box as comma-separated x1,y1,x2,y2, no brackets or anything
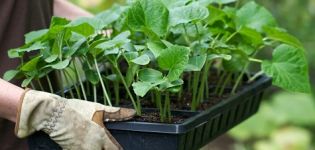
28,76,272,150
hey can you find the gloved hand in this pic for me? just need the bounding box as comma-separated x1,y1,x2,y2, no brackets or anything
15,89,136,150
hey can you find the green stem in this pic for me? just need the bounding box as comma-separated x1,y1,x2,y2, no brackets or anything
113,65,140,115
248,71,264,83
94,58,112,106
63,71,74,98
215,71,226,95
36,79,44,91
249,58,263,63
30,81,36,90
155,91,164,122
231,63,249,94
46,75,54,93
93,85,97,103
58,70,65,97
73,59,87,100
64,69,82,99
197,61,212,103
219,72,232,97
225,31,238,42
191,71,201,111
165,92,171,123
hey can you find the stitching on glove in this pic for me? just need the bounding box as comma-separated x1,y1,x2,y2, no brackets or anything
43,100,66,133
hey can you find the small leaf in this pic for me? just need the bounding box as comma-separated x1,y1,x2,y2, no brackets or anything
262,44,310,93
126,64,139,87
139,68,163,83
70,23,95,37
50,59,71,70
236,1,277,32
131,54,150,65
8,42,46,58
96,31,131,50
3,70,19,81
238,26,263,47
105,74,119,82
169,2,209,27
158,45,190,81
21,76,34,87
185,55,207,71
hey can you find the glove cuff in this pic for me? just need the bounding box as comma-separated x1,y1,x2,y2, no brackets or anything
15,88,31,136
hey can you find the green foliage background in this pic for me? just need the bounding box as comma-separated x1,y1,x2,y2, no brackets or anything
70,0,315,149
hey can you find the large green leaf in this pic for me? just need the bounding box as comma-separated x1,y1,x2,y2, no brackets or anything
49,59,71,70
262,44,310,93
127,0,169,36
96,31,131,50
157,45,190,81
160,0,189,8
169,2,209,27
236,1,276,32
85,69,99,85
147,41,165,58
238,26,263,47
264,27,304,49
138,68,163,83
132,81,155,97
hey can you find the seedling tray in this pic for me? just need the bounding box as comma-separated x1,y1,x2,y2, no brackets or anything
28,76,271,150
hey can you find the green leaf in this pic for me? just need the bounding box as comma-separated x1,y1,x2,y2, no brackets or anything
21,76,34,87
132,81,155,97
3,70,19,81
96,31,131,50
138,68,163,83
147,41,165,58
157,45,190,81
160,0,189,8
21,56,41,71
127,0,169,36
126,64,139,87
200,0,236,5
131,54,150,65
207,5,227,25
169,2,209,27
50,17,70,27
236,1,276,32
262,44,310,93
50,59,71,70
8,42,46,58
264,27,304,49
25,29,48,44
70,23,95,37
44,54,58,63
238,26,263,47
64,38,86,58
185,54,207,71
85,69,99,85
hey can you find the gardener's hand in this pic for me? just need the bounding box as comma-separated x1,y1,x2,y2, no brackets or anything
15,89,136,150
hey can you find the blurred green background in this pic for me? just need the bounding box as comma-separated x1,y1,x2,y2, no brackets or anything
70,0,315,149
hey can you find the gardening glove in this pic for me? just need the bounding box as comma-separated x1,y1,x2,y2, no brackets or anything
15,89,136,150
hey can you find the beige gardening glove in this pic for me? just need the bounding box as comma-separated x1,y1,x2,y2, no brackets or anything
15,89,136,150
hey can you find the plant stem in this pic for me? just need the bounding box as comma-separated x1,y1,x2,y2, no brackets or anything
93,85,97,103
94,58,112,106
62,70,74,98
191,71,201,111
225,31,238,42
219,72,232,97
64,69,82,99
197,61,212,103
165,92,171,123
73,59,87,100
30,81,36,90
113,65,140,115
248,70,264,83
249,58,263,63
58,70,65,97
45,75,54,93
231,63,249,94
36,79,44,91
155,90,164,122
214,71,226,95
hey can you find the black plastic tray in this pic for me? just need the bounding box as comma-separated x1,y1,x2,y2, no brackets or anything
28,76,272,150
